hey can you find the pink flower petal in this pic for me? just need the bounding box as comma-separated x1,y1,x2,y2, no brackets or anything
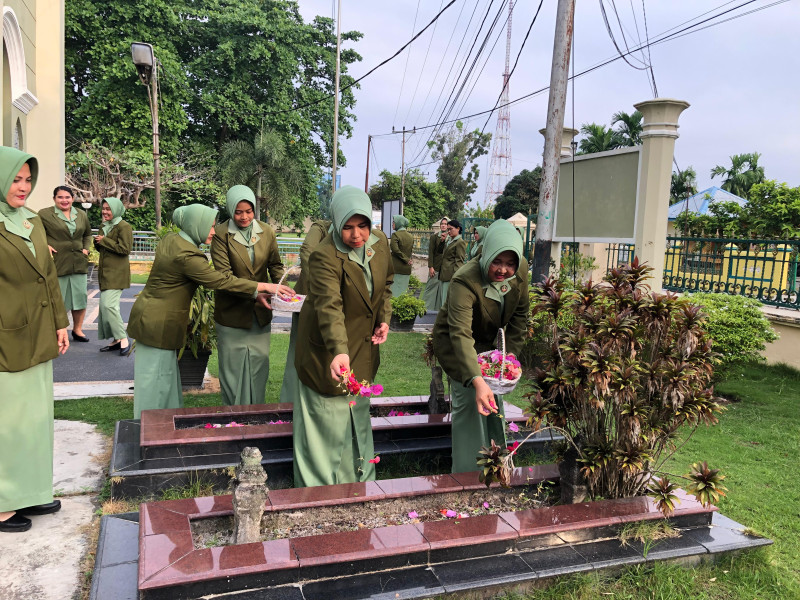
368,456,381,464
482,501,490,509
408,511,418,519
508,422,520,433
349,400,356,407
445,510,457,518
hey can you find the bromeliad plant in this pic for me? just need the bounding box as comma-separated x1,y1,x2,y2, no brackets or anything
481,259,727,516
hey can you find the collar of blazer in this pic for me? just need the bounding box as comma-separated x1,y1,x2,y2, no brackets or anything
334,243,382,309
456,261,522,326
0,221,46,276
225,222,267,276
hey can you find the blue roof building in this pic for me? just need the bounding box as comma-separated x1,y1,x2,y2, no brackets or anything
668,186,747,221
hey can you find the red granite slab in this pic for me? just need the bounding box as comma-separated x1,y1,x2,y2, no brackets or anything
140,504,191,536
138,530,194,584
291,524,429,567
370,396,428,407
375,474,464,498
510,463,560,486
268,480,386,510
415,514,519,550
450,471,501,490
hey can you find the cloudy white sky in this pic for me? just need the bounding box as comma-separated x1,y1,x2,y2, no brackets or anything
297,0,799,205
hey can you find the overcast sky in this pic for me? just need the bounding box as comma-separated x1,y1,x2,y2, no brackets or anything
297,0,799,206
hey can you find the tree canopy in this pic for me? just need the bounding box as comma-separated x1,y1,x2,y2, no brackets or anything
65,0,362,226
493,166,542,219
710,152,766,198
427,121,492,216
670,167,698,205
368,169,452,229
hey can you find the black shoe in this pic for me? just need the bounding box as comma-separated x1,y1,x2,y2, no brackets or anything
0,513,32,532
119,345,131,357
18,500,62,516
100,342,121,352
71,331,90,342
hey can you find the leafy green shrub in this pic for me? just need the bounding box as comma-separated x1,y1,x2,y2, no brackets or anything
687,293,778,366
390,293,427,322
408,274,423,294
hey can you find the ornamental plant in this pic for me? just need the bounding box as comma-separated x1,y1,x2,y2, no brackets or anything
390,292,427,323
481,259,727,516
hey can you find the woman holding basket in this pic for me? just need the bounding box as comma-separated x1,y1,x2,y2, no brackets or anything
432,219,529,473
211,185,284,405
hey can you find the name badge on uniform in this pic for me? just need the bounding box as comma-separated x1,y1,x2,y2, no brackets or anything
500,284,509,293
23,220,31,229
366,248,374,258
251,236,257,243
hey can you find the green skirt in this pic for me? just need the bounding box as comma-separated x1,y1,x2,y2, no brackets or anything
58,274,88,311
390,274,410,297
216,317,271,406
293,380,375,488
423,273,442,312
98,289,126,340
0,361,55,512
440,281,450,309
133,342,181,418
449,378,506,474
279,312,300,405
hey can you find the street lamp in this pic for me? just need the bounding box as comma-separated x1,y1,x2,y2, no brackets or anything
131,42,162,229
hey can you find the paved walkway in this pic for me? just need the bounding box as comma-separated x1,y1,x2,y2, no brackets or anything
0,421,107,600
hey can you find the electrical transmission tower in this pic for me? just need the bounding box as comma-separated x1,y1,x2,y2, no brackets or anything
484,0,514,207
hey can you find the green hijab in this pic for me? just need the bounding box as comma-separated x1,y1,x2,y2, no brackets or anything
173,204,218,247
0,147,39,241
225,185,259,248
469,225,488,258
329,185,379,293
392,214,409,230
101,197,126,235
479,219,524,301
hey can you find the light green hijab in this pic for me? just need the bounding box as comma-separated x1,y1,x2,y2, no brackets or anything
469,225,488,258
392,214,409,230
173,204,218,247
101,197,126,235
0,146,39,242
329,185,379,294
479,219,524,303
225,185,261,248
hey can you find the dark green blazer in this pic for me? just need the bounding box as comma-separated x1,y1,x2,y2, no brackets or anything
427,232,446,271
128,233,258,350
0,218,69,372
432,260,529,387
295,220,330,295
95,220,132,291
210,220,284,329
38,206,91,276
439,237,467,282
390,229,413,276
295,230,394,396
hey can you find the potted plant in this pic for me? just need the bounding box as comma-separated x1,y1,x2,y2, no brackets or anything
389,292,426,332
177,285,216,388
407,274,423,297
86,247,100,287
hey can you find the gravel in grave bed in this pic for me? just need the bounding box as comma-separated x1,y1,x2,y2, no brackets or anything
192,485,555,548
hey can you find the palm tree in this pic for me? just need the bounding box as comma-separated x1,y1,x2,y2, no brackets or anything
611,110,643,146
670,167,698,205
219,129,302,221
710,152,765,198
577,123,623,154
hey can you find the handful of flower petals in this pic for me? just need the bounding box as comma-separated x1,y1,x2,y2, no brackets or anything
339,368,384,398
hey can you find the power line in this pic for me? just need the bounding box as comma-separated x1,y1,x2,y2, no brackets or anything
392,0,422,128
401,0,445,127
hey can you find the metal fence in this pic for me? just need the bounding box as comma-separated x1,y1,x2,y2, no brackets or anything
603,237,800,310
408,229,435,256
123,231,304,265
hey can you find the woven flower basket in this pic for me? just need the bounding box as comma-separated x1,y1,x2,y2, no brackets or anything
477,328,521,396
271,265,305,313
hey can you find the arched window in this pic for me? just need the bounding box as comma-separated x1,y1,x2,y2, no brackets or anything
2,7,38,114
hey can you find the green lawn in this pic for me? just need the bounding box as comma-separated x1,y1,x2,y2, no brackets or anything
53,338,800,598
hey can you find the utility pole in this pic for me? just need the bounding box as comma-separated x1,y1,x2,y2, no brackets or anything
400,127,406,214
531,0,576,285
331,0,342,196
364,135,372,193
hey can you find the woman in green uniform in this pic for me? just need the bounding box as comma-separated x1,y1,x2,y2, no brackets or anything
432,219,529,473
211,185,285,405
278,218,330,405
128,204,293,418
438,219,467,307
389,214,413,296
468,225,488,260
0,148,69,533
293,186,393,487
39,186,92,342
95,198,132,355
423,217,448,312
